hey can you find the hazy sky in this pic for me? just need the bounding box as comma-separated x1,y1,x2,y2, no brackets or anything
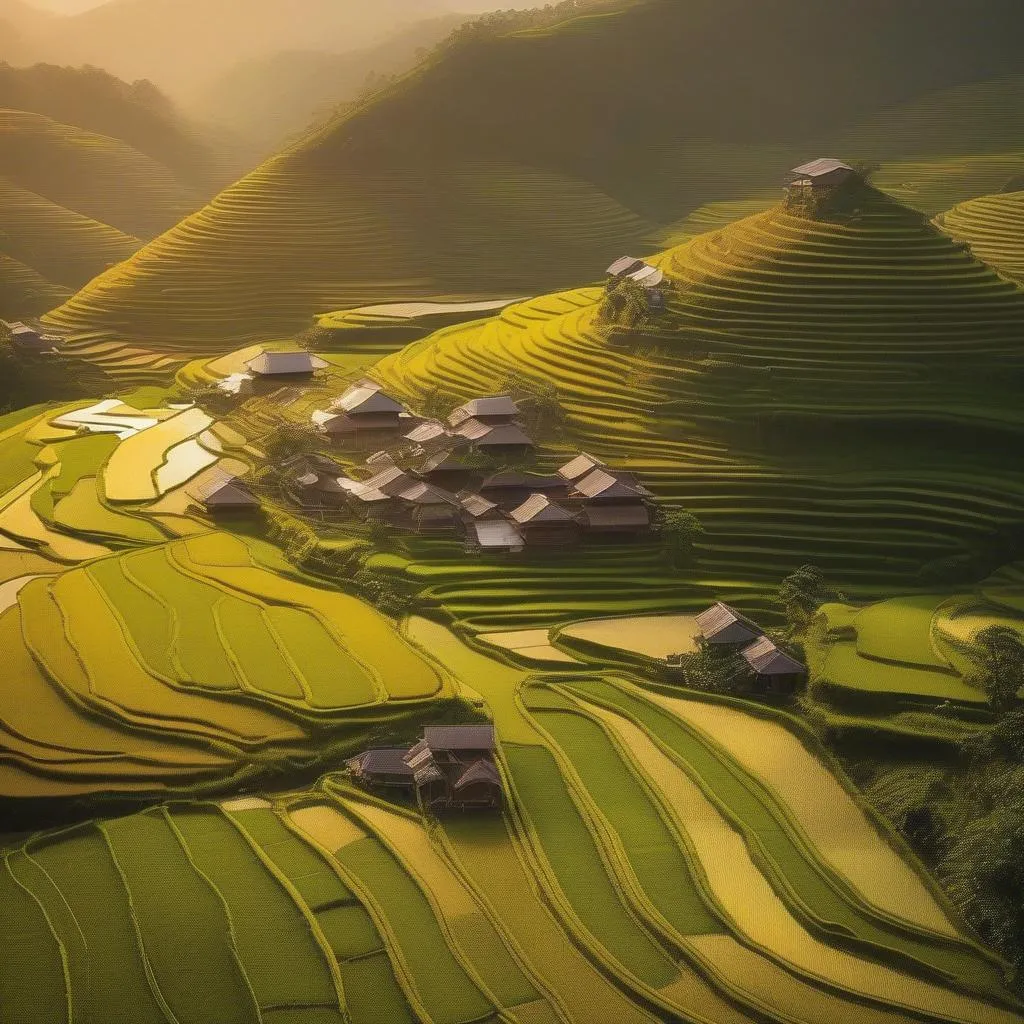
29,0,108,11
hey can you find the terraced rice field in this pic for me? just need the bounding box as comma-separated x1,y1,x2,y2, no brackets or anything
8,622,1018,1024
367,187,1024,626
556,613,702,661
43,159,657,354
938,189,1024,282
0,527,451,797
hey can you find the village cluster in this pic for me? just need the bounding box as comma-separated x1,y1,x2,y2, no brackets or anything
203,349,657,551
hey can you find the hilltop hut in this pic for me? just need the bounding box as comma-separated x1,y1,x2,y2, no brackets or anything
190,472,260,515
741,636,806,695
346,748,414,793
571,468,652,535
7,324,59,353
404,725,501,812
245,350,328,379
695,602,764,646
606,256,665,289
788,158,855,189
448,396,519,428
509,494,580,546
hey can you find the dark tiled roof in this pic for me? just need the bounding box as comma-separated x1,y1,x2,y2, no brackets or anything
423,724,495,751
352,748,414,777
695,602,763,642
190,472,258,506
583,505,651,529
481,472,564,491
454,759,500,790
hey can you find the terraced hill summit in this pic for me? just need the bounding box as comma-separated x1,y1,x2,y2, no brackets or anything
938,188,1024,283
365,180,1024,616
42,0,1024,351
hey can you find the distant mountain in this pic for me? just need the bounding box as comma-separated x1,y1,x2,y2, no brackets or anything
189,15,467,153
14,0,456,99
0,62,216,186
45,0,1024,349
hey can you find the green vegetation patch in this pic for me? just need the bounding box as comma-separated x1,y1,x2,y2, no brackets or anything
853,596,951,669
169,806,344,1018
563,679,1010,998
523,689,723,938
100,809,260,1024
503,742,680,988
333,833,496,1024
26,826,168,1023
0,855,69,1024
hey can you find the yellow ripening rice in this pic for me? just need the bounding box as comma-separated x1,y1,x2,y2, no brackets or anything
592,706,1018,1024
104,407,213,502
289,804,366,854
560,614,703,660
635,685,959,938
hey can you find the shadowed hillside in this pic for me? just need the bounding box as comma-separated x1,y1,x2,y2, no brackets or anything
364,182,1024,621
44,0,1024,351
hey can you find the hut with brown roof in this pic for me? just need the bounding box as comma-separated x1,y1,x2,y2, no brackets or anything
479,472,568,510
314,379,407,439
190,472,260,515
246,350,328,379
403,725,501,812
282,453,348,508
345,748,414,793
571,468,652,535
695,603,764,646
741,636,806,695
413,445,480,491
453,418,534,456
448,396,519,428
509,493,580,546
788,158,855,189
395,481,461,532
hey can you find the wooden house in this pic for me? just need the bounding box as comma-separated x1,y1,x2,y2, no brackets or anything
405,419,450,449
479,472,568,510
453,418,534,456
282,453,348,508
403,725,501,812
8,324,59,353
448,395,519,428
245,350,328,379
413,445,480,491
346,748,414,792
458,491,503,523
605,256,665,289
788,158,855,189
509,493,580,546
741,636,806,695
315,379,407,438
695,602,764,646
395,481,461,532
571,468,652,534
190,473,260,515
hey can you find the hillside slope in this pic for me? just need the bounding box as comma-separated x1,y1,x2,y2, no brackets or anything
366,183,1024,615
937,189,1024,283
44,0,1024,351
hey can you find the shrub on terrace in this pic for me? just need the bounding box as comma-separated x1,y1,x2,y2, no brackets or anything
779,564,845,634
974,625,1024,716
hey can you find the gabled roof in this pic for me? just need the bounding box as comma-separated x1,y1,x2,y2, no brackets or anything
790,158,853,179
405,420,449,444
423,724,495,751
415,445,473,475
472,520,524,551
413,761,444,785
742,636,805,676
331,379,405,415
583,504,651,529
340,478,394,503
459,492,499,518
246,350,328,376
350,748,414,777
481,472,564,491
396,482,458,506
695,602,763,642
456,420,533,447
558,453,606,482
606,256,645,277
448,395,518,426
362,465,418,496
454,759,500,790
190,472,258,507
509,494,575,525
573,468,647,500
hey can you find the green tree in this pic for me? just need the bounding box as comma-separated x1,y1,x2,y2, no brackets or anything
778,564,844,633
661,506,704,567
598,277,651,330
975,625,1024,715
